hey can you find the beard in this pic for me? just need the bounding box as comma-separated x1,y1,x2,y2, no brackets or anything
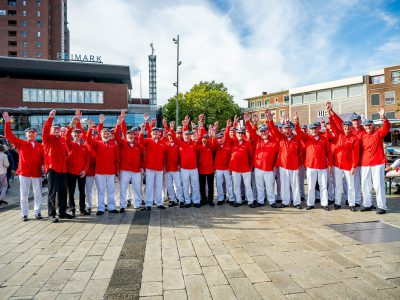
102,137,110,142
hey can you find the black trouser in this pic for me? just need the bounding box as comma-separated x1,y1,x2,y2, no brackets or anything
67,173,86,212
47,169,67,217
199,173,214,204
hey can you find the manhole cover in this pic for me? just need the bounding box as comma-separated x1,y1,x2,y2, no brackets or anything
327,221,400,244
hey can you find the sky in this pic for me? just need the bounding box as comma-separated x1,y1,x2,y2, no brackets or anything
68,0,400,107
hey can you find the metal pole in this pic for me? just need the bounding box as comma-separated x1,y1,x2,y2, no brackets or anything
175,35,180,126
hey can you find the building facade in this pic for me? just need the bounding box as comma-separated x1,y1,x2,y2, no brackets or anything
243,90,289,123
289,77,367,125
366,65,400,120
0,0,69,60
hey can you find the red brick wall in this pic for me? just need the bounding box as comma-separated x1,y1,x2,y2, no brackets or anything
0,78,128,110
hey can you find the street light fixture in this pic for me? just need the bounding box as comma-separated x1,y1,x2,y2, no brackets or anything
173,35,180,125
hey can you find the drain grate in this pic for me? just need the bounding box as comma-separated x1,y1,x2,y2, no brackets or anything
327,221,400,244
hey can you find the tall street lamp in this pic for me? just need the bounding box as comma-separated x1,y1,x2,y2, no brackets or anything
173,35,181,125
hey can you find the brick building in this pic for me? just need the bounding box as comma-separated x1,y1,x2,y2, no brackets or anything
366,65,400,120
243,90,289,123
0,0,69,60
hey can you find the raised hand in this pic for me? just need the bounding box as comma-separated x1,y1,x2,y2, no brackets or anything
169,121,175,130
226,119,232,127
326,101,332,112
49,110,56,118
75,109,82,119
87,119,94,129
117,115,123,125
120,110,126,117
2,112,11,123
199,114,204,122
293,112,299,125
252,113,258,123
191,121,196,128
214,121,219,131
99,114,105,124
162,118,168,127
143,113,149,122
233,115,239,124
243,113,250,122
378,106,386,119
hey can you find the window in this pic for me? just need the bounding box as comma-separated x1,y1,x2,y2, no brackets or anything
291,94,302,105
392,71,400,84
22,10,26,16
317,89,331,101
8,10,16,16
23,1,26,6
332,87,347,99
23,41,26,47
284,95,289,102
257,100,262,108
22,20,26,27
37,31,41,37
23,89,30,102
264,99,269,106
77,91,84,103
280,110,285,116
98,91,104,103
37,21,41,28
37,11,41,17
260,113,265,119
370,93,380,106
370,75,384,84
37,41,41,47
37,51,41,58
349,84,364,97
22,51,27,57
51,90,58,102
8,20,17,26
22,31,26,37
8,31,16,37
45,90,51,102
57,90,65,102
385,91,395,105
371,113,380,120
37,89,44,102
8,1,17,6
90,91,97,103
84,91,91,103
30,89,38,102
8,41,17,47
8,51,17,57
0,10,6,16
250,102,254,108
37,0,41,7
303,92,316,103
387,111,396,119
72,91,78,102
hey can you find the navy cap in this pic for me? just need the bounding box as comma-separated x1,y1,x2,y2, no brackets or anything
282,123,292,129
52,123,62,128
314,121,321,127
183,130,191,135
230,127,238,132
220,127,226,132
72,128,82,133
342,121,352,126
101,128,111,133
237,129,245,134
203,134,210,139
25,127,37,133
276,123,282,128
351,114,361,121
301,125,308,129
259,125,268,132
362,119,373,126
92,130,98,135
176,129,183,133
126,129,136,134
216,133,224,139
309,123,318,129
151,127,159,132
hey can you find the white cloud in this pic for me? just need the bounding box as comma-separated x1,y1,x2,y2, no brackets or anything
68,0,395,107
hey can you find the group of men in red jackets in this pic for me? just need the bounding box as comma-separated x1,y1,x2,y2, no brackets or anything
2,100,390,222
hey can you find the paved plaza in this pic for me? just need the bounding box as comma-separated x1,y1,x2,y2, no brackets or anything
0,183,400,299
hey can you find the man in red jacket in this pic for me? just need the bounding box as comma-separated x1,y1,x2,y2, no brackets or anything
245,113,279,208
359,107,390,214
214,132,234,205
295,115,332,211
66,118,90,217
327,105,360,211
198,130,217,206
87,119,120,215
225,120,254,207
115,116,144,211
3,112,44,221
267,110,302,208
43,110,71,222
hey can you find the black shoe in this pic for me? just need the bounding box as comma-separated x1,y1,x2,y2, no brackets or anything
192,203,199,208
127,200,132,207
146,206,152,211
270,203,278,208
157,205,166,209
209,202,215,207
179,202,185,208
35,213,42,220
80,210,90,216
109,209,119,214
71,210,76,218
301,197,305,202
59,213,74,219
333,204,341,210
315,198,320,203
328,200,334,205
119,208,126,213
22,215,28,221
306,206,314,210
394,189,400,194
360,205,372,212
142,200,145,205
241,196,245,201
49,216,59,223
321,206,330,211
349,206,357,212
228,201,234,206
376,208,386,214
234,202,242,207
295,204,302,209
217,201,224,206
371,204,376,210
87,208,92,214
355,203,361,207
169,202,177,207
280,204,288,208
345,200,349,206
249,202,259,208
96,211,104,216
185,203,191,208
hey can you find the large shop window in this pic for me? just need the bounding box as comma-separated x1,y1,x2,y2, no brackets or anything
23,88,104,104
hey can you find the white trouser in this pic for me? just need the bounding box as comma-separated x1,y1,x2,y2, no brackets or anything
95,174,115,212
162,172,168,200
274,168,281,200
180,168,200,204
19,176,42,217
354,166,362,204
343,175,348,198
251,171,257,199
0,174,7,201
254,168,275,204
328,171,335,201
334,167,355,206
232,171,253,204
145,169,163,207
306,168,328,207
279,167,300,206
166,171,184,203
120,171,142,208
298,166,306,198
215,170,234,202
361,164,387,210
85,176,95,209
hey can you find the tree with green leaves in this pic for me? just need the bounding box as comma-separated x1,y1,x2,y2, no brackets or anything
163,81,241,126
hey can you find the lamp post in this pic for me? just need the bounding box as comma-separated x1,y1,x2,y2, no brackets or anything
173,35,181,125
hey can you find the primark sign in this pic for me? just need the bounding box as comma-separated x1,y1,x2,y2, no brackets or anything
57,53,103,64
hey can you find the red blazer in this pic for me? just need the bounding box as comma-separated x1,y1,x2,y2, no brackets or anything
360,119,390,166
170,130,199,170
165,141,180,172
5,122,44,178
42,117,68,173
114,125,144,172
214,142,232,171
197,139,217,174
140,136,166,171
65,129,90,175
87,129,119,175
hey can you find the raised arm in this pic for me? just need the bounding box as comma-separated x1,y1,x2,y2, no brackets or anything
3,112,22,148
377,106,391,138
42,110,56,145
86,119,98,149
244,113,258,143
